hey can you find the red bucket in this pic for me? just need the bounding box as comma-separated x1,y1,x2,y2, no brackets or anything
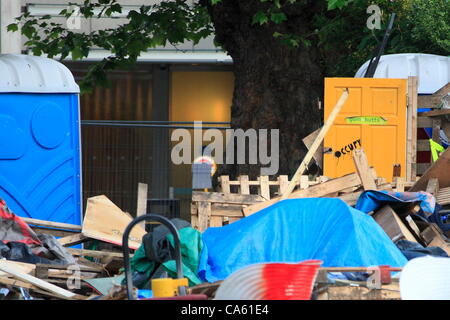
261,260,322,300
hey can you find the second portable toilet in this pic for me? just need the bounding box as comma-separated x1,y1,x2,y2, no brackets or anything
0,54,82,225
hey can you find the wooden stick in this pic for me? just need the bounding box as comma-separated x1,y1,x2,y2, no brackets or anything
281,89,349,200
0,261,77,300
352,148,377,190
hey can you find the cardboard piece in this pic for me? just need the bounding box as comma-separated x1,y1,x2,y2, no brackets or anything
82,195,146,250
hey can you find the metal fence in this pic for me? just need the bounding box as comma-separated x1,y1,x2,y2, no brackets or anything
80,121,230,222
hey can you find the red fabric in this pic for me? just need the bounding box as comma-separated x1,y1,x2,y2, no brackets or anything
0,199,42,246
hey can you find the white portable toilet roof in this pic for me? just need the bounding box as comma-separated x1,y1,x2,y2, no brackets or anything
355,53,450,94
0,54,79,93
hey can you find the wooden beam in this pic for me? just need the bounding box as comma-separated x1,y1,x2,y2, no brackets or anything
352,148,377,190
136,182,148,230
58,233,89,247
419,109,450,117
372,205,418,243
0,261,77,300
192,191,265,205
281,89,349,200
407,76,418,180
417,82,450,109
66,248,125,259
410,148,450,192
302,128,323,169
425,178,440,196
22,218,82,232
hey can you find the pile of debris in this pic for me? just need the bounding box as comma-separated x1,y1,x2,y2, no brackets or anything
0,195,144,300
190,148,450,300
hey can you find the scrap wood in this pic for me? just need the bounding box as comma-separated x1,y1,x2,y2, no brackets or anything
317,283,401,300
82,195,146,250
0,276,34,289
243,169,371,216
435,186,450,205
57,233,89,247
281,88,349,200
67,248,127,260
410,148,450,192
0,260,36,277
352,148,378,191
372,205,418,243
0,260,78,300
302,128,323,169
421,224,450,256
21,217,82,233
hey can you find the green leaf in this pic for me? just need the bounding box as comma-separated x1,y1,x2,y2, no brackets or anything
270,12,287,24
252,11,268,25
7,23,18,32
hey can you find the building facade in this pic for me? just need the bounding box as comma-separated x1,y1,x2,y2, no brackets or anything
0,0,234,220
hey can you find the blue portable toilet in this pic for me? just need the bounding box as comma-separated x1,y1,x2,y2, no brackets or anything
0,54,82,226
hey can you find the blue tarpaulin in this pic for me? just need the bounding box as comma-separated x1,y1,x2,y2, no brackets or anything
198,198,408,283
355,190,436,216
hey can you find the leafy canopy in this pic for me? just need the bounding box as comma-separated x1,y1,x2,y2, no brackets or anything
8,0,449,90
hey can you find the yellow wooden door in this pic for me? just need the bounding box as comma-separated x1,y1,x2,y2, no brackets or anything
323,78,407,182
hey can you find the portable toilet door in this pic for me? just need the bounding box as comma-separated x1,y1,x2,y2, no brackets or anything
0,54,82,226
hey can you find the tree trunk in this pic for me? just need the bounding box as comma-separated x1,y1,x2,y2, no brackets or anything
203,0,325,179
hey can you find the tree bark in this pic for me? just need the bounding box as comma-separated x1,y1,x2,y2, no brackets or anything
203,0,325,179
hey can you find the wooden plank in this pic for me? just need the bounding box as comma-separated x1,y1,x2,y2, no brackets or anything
432,119,441,144
417,82,450,109
436,186,450,205
0,260,35,278
394,177,406,192
258,176,270,200
209,216,223,228
243,170,365,216
82,195,146,250
238,175,250,195
409,76,418,180
338,191,363,206
191,202,199,229
428,235,450,256
405,216,422,239
66,248,125,259
197,201,212,231
281,89,349,199
417,116,433,128
419,109,450,117
211,204,246,217
319,284,401,300
372,205,418,243
22,218,82,232
192,191,265,205
277,175,289,195
219,176,231,194
410,148,450,192
302,128,323,169
425,178,440,196
352,148,377,190
58,233,89,247
0,260,77,300
136,182,148,230
0,276,34,290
